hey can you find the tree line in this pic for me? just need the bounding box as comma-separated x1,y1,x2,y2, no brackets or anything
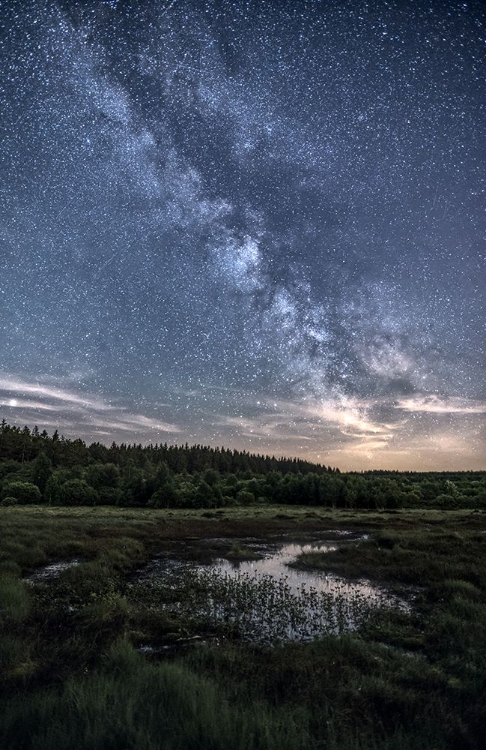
0,420,485,510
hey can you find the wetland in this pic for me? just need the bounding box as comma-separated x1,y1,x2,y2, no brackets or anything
135,533,411,644
1,504,485,749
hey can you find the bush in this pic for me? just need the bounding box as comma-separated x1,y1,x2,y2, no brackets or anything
58,480,99,506
86,464,120,491
236,490,255,505
148,482,180,508
0,481,41,504
431,493,458,509
96,487,123,506
0,497,18,506
192,480,216,509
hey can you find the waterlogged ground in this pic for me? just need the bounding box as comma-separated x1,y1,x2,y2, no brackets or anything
24,559,80,582
19,521,412,645
2,507,485,749
135,533,410,644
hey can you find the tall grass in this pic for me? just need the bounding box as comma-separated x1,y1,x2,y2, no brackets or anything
0,640,308,750
0,576,30,624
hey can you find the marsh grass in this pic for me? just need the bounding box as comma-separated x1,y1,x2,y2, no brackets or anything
183,636,456,750
0,506,485,749
295,523,486,588
0,640,308,750
0,576,30,623
0,635,25,666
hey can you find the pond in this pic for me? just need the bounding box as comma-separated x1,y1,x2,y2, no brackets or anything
136,533,410,645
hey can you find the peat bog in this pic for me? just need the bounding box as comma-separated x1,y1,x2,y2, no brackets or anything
1,505,485,749
135,533,410,644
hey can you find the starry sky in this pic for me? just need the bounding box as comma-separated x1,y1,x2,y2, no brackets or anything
1,0,485,471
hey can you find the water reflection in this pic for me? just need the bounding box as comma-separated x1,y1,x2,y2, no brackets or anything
138,534,409,644
208,539,385,602
24,558,80,583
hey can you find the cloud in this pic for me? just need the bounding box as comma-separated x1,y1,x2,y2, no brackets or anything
0,374,181,439
396,395,486,414
315,399,395,438
360,339,414,379
208,385,481,470
0,399,58,412
214,394,398,451
0,376,113,411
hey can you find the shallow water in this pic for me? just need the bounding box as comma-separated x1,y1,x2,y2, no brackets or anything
138,534,410,644
25,558,80,582
206,538,385,602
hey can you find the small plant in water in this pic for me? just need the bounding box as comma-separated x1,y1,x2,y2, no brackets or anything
146,567,404,644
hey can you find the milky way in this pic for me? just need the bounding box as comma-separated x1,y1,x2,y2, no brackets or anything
1,0,485,469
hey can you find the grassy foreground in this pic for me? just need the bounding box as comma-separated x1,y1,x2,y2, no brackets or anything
0,505,485,749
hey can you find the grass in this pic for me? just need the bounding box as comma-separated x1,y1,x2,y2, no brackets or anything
225,542,263,561
294,521,486,588
0,576,30,624
0,639,308,750
0,505,485,748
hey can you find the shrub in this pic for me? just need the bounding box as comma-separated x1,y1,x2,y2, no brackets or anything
148,482,180,508
236,489,255,505
0,482,41,504
96,487,123,506
58,480,99,506
431,494,458,509
86,464,120,490
0,497,18,506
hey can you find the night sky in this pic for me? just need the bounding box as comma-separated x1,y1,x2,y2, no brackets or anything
1,0,485,470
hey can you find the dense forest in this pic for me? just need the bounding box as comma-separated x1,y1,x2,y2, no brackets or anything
1,420,485,510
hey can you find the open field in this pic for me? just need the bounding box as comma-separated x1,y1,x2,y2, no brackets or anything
1,505,485,749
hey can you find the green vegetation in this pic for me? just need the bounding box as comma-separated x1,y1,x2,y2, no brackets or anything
1,422,485,747
225,541,263,560
2,639,306,750
0,504,484,748
1,420,485,510
295,523,486,586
